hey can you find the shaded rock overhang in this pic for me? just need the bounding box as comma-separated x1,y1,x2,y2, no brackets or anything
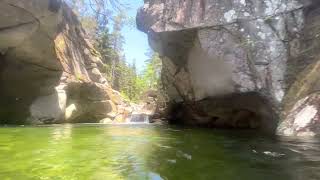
136,0,320,134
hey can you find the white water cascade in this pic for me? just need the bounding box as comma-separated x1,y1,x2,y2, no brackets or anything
129,114,150,124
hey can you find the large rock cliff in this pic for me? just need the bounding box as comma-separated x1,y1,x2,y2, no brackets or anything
137,0,320,135
0,0,128,124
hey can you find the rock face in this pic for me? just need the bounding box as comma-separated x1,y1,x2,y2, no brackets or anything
0,0,127,124
278,92,320,136
137,0,320,135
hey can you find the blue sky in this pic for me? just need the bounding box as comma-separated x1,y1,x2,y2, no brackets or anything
121,0,150,71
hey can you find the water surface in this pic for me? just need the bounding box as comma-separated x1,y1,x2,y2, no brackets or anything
0,124,319,180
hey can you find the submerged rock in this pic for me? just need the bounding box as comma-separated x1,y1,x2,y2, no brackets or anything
137,0,320,135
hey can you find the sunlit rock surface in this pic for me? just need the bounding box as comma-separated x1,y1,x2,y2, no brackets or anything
0,0,128,124
137,0,320,135
278,93,320,136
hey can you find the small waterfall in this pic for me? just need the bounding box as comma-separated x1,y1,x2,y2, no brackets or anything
129,114,150,123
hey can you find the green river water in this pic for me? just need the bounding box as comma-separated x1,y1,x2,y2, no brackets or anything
0,124,319,180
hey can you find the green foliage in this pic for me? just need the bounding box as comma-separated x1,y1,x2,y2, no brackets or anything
142,52,162,89
65,0,162,102
112,51,162,103
75,73,85,81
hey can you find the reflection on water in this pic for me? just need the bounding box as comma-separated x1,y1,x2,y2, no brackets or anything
0,124,320,179
51,124,73,141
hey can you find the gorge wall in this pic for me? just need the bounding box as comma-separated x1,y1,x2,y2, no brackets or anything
137,0,320,136
0,0,130,124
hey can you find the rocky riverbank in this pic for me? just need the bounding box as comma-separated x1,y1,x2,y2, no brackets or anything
137,0,320,136
0,0,139,124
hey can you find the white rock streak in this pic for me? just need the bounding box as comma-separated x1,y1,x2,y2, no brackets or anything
294,105,317,130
